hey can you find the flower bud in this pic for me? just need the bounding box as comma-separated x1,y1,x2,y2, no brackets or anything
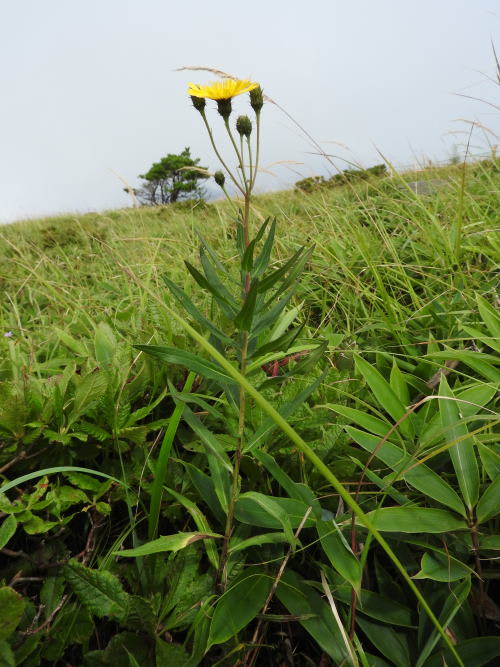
249,85,264,113
236,115,252,138
190,95,206,113
214,170,225,188
216,98,232,120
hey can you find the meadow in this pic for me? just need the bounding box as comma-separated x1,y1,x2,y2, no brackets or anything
0,156,499,666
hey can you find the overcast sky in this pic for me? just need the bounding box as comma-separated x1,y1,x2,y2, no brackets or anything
0,0,498,223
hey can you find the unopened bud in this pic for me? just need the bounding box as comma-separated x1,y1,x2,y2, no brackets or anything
214,170,225,187
236,115,252,138
249,85,264,113
216,98,232,120
190,95,206,113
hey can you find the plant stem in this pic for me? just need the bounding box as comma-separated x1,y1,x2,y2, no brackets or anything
250,111,261,190
224,118,248,192
199,110,245,195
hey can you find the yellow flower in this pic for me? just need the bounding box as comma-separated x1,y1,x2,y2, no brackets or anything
188,79,258,101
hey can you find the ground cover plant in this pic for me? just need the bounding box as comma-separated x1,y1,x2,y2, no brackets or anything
0,77,499,666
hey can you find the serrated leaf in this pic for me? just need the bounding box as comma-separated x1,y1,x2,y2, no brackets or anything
63,560,129,621
94,321,117,366
68,371,108,427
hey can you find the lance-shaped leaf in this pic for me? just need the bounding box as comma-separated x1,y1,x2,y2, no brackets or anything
346,426,466,517
253,218,276,277
180,404,233,472
258,245,306,293
359,507,467,533
63,560,129,621
476,475,500,524
233,278,260,331
135,345,236,387
199,248,235,307
249,323,305,361
235,494,315,530
317,519,362,591
113,532,222,558
184,261,237,318
164,487,220,569
162,275,234,343
235,492,295,547
354,354,414,438
439,375,479,512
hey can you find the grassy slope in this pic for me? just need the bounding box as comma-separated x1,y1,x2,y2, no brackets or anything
1,159,498,362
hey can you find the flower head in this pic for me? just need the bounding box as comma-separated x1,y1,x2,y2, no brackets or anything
188,79,258,101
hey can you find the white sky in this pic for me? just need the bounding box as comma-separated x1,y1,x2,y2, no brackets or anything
0,0,498,223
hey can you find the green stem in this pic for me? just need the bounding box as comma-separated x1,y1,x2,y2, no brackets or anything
224,118,248,193
199,110,245,196
246,135,254,187
148,372,196,540
250,111,261,191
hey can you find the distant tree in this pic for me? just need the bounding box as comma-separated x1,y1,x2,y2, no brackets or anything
133,148,209,205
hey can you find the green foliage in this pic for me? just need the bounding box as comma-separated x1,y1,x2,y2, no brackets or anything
134,147,209,205
0,157,498,665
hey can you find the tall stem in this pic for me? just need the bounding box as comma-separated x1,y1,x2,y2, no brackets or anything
224,118,248,192
250,111,261,190
217,185,252,588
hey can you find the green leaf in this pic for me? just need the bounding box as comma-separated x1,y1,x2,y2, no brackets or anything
329,580,413,627
163,275,234,342
258,245,306,293
355,354,414,437
54,326,88,356
361,507,467,533
63,560,129,621
241,238,257,272
0,515,16,550
0,587,25,641
181,404,233,472
326,404,393,438
476,441,500,481
235,495,315,530
477,294,500,343
165,487,220,569
253,218,276,277
346,426,466,516
476,475,500,524
228,531,291,553
233,278,260,331
423,636,500,667
184,261,237,317
317,520,362,591
413,552,471,582
155,639,191,667
135,344,236,386
390,360,410,407
0,639,15,667
68,371,108,426
439,375,480,511
357,616,411,667
250,323,305,360
276,569,350,665
114,532,222,558
245,372,325,452
416,577,471,667
94,321,117,366
479,534,500,550
236,492,295,547
208,569,272,647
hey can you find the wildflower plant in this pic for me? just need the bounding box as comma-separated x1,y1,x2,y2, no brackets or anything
125,78,467,664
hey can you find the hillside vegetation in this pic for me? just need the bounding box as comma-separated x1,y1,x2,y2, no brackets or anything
0,158,499,666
